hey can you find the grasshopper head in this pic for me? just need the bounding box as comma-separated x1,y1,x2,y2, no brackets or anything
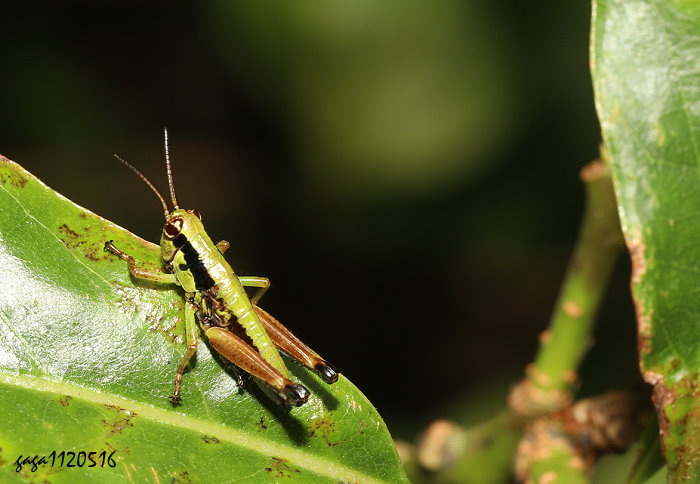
160,208,204,261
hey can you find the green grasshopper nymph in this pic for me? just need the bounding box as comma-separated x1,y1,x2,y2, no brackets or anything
104,129,338,406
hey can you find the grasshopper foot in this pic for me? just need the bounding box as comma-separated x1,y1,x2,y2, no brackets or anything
284,383,309,407
315,362,339,384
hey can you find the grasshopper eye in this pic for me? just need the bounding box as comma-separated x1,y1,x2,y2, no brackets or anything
187,209,202,220
164,217,183,239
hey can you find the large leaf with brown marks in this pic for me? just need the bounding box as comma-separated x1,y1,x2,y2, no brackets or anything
591,0,700,480
0,155,407,483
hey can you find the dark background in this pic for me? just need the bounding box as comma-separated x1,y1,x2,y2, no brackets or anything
2,1,639,439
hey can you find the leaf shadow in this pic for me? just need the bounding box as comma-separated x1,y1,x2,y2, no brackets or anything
287,361,339,412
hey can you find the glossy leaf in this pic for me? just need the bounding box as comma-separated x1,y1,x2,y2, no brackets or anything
0,155,407,483
591,0,700,480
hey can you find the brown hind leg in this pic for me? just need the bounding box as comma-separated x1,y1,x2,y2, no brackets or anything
205,326,309,406
253,306,339,384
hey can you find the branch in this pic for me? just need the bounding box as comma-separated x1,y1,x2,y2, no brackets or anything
509,157,624,416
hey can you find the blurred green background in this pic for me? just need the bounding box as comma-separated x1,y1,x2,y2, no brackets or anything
2,0,640,447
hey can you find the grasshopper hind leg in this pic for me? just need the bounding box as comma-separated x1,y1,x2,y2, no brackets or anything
253,306,340,384
284,383,310,407
314,362,340,384
205,326,310,407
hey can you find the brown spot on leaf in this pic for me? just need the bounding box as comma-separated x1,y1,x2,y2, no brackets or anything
648,383,700,474
58,395,72,407
307,414,352,448
651,382,673,456
101,404,136,436
628,234,652,358
170,470,194,484
85,247,102,261
59,224,80,239
0,171,28,188
58,223,89,252
266,457,299,478
307,416,337,439
628,235,647,286
57,223,105,261
202,436,220,444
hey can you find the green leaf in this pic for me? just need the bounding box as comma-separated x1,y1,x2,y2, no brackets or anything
0,155,407,483
591,0,700,480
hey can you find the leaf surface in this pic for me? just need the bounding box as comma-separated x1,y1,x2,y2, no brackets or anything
0,156,407,483
591,0,700,479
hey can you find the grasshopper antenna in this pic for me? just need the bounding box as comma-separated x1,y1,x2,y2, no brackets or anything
113,153,171,219
164,127,180,211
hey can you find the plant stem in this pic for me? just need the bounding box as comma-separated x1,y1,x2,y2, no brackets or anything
509,158,624,416
407,158,628,482
515,390,652,483
412,412,524,484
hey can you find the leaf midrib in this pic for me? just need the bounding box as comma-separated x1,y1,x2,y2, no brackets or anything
0,372,388,484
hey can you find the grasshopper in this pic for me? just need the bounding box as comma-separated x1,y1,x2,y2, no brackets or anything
104,129,338,406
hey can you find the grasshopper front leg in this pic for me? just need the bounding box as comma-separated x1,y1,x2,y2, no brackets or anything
105,240,177,284
106,240,196,403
